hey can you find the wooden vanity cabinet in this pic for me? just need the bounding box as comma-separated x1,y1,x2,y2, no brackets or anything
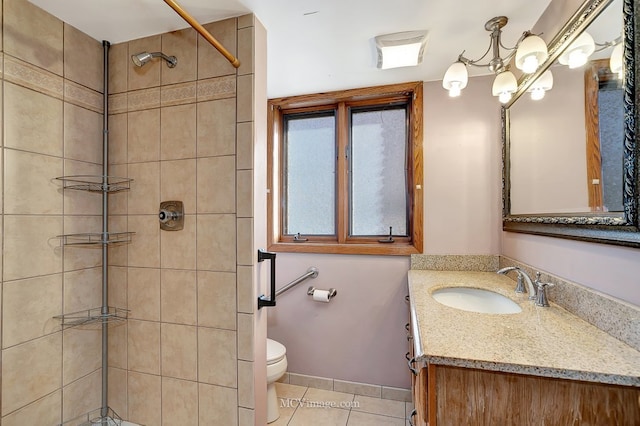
415,364,640,426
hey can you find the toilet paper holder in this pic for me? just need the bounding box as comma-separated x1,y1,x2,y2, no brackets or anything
307,286,337,300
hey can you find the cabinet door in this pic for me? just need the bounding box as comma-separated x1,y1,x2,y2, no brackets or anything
414,365,428,426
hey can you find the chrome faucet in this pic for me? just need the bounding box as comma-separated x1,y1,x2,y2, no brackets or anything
533,272,554,307
497,266,536,300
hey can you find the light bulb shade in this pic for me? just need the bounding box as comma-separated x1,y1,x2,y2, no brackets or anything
610,43,623,76
558,31,595,68
442,61,468,93
515,34,549,73
527,70,553,100
492,71,517,97
375,31,429,69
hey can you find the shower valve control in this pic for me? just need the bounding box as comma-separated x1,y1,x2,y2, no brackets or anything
159,201,184,231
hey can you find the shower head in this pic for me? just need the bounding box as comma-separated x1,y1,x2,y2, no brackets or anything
131,51,177,68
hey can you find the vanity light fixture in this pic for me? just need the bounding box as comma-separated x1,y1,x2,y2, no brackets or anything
441,16,548,103
558,32,595,68
375,31,429,69
609,43,623,78
526,69,553,100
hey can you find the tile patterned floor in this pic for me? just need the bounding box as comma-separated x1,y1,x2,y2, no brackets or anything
271,383,413,426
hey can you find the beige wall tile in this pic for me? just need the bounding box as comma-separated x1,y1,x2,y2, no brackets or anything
238,360,255,409
64,23,103,92
160,158,196,212
196,214,236,272
108,216,129,267
160,323,197,380
128,215,160,268
4,82,63,156
4,215,62,281
236,121,253,170
108,164,129,216
1,390,61,426
109,42,129,95
4,149,63,215
197,155,236,214
237,313,254,362
128,87,160,112
108,367,128,419
2,274,62,348
239,408,255,426
1,333,62,415
65,102,103,164
63,160,103,216
160,104,196,160
161,28,197,86
127,267,160,321
63,216,102,272
128,371,161,426
161,377,198,426
160,269,196,325
108,266,128,308
198,18,238,80
199,383,238,426
108,113,128,165
160,215,196,270
108,322,128,369
128,108,160,163
237,170,253,218
3,0,63,75
107,368,129,419
237,27,254,77
237,266,254,314
128,319,160,375
62,328,101,385
128,161,160,214
237,13,255,29
237,74,254,123
128,35,162,91
198,327,237,387
197,271,236,330
197,98,236,157
237,218,253,266
160,81,197,107
64,267,101,314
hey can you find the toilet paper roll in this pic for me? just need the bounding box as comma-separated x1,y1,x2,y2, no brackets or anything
312,289,331,302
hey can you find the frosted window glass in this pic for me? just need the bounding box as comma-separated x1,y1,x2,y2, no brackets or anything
284,114,336,235
350,108,408,236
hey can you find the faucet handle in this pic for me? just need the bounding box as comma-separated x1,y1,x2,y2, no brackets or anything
535,279,554,307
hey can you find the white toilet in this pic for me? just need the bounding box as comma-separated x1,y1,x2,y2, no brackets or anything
266,338,288,423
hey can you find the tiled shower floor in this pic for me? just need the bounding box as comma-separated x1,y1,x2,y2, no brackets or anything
272,383,412,426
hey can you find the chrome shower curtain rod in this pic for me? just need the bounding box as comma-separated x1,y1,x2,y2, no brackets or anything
163,0,241,68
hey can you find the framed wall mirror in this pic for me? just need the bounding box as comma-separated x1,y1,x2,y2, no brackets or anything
502,0,640,247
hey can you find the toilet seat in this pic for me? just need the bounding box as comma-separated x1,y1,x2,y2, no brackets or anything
267,338,286,365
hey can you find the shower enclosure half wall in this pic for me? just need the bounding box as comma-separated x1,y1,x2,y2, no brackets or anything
0,1,268,425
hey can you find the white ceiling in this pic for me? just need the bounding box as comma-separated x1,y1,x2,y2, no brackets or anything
29,0,553,98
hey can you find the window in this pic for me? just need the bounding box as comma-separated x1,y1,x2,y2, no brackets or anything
267,82,423,255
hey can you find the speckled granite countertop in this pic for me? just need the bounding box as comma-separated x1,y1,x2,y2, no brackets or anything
408,270,640,387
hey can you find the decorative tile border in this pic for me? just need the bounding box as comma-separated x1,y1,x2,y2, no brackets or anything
127,87,160,112
410,254,499,271
3,54,104,114
197,75,236,102
4,55,64,100
499,256,640,352
161,81,197,107
108,93,128,115
280,373,411,402
65,80,102,113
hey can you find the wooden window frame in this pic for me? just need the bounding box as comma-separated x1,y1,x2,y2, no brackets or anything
267,81,423,255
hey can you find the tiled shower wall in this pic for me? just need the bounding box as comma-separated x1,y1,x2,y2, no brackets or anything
105,14,261,426
0,0,263,425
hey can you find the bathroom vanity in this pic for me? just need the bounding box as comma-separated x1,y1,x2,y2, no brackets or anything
407,270,640,426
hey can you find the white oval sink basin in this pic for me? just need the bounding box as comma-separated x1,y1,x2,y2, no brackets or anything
432,287,522,314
